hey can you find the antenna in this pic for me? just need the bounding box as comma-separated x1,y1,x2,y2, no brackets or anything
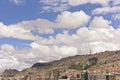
90,48,92,54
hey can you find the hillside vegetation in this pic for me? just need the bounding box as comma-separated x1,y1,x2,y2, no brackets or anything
2,50,120,77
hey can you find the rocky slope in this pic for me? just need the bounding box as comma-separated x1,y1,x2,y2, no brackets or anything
1,50,120,77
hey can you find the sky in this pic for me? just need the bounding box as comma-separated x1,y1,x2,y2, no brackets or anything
0,0,120,71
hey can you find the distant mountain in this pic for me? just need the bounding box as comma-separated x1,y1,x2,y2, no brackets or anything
1,50,120,77
1,69,19,77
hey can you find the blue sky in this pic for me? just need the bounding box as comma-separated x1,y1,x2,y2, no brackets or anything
0,0,120,71
0,0,47,24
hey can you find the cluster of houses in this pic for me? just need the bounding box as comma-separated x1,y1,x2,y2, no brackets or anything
1,69,120,80
58,70,120,80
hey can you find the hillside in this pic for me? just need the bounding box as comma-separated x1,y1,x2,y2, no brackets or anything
32,50,120,73
1,50,120,77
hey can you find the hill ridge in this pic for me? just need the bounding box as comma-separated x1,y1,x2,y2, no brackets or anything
1,50,120,77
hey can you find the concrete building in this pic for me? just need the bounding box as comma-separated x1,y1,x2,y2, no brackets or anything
89,73,120,80
115,73,120,80
89,74,107,80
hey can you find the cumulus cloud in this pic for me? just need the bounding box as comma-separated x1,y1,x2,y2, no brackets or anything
16,10,90,34
0,0,120,72
0,44,19,71
0,43,78,71
19,19,55,34
29,16,120,54
1,16,120,71
30,43,78,59
56,11,90,28
0,55,19,72
90,16,111,29
0,22,36,40
91,0,120,26
1,0,120,71
0,10,90,41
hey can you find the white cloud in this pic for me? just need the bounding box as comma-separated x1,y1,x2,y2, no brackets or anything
30,42,78,58
92,6,120,14
1,16,120,71
0,56,19,71
1,0,120,71
90,16,111,29
53,46,78,57
39,0,69,12
90,41,120,53
16,10,90,34
1,44,15,51
68,0,109,6
40,0,110,12
112,13,120,20
112,0,120,6
91,0,120,25
0,43,78,71
19,19,55,34
0,37,78,70
0,22,36,40
0,45,19,71
56,10,90,28
30,16,120,54
0,10,90,40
